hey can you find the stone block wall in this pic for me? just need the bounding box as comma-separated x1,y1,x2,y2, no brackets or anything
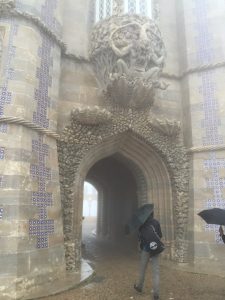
150,0,181,121
62,0,92,58
58,59,100,132
0,0,66,298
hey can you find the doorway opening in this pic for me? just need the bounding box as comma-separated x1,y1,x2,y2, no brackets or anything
82,154,139,254
82,182,98,246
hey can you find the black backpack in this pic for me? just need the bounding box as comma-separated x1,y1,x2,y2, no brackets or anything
139,223,165,256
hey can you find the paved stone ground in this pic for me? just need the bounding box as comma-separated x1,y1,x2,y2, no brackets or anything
41,218,225,300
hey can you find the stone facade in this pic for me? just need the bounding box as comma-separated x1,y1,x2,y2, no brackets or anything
0,1,65,299
0,0,225,298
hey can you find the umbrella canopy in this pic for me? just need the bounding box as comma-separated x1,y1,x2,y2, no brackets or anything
125,203,154,234
198,208,225,225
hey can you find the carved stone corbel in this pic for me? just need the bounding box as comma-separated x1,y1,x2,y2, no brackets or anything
71,106,112,125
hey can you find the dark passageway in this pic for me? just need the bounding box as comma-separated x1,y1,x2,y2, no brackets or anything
84,155,138,247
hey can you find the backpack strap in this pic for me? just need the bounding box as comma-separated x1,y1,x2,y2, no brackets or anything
150,225,161,240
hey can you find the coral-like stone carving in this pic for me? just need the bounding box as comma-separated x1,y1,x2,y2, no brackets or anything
90,14,167,108
71,106,112,125
58,104,189,269
149,118,181,137
107,75,155,108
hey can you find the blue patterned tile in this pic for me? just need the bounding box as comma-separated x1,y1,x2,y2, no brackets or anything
0,147,5,160
29,135,54,248
0,22,18,121
193,0,223,146
33,0,59,129
204,153,225,242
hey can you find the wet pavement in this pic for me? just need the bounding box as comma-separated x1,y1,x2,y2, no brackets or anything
41,218,225,300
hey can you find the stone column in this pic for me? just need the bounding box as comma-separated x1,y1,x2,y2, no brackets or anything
178,0,225,275
0,0,66,298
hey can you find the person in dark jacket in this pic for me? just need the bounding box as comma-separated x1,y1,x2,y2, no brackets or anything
134,212,162,300
219,225,225,243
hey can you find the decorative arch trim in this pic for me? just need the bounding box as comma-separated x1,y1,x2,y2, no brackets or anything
58,111,189,269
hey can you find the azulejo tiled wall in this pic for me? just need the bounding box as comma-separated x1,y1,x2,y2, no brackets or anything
0,0,65,296
204,153,225,242
191,0,225,244
0,21,18,133
30,135,55,248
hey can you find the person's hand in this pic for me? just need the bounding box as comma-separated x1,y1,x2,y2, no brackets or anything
219,225,224,236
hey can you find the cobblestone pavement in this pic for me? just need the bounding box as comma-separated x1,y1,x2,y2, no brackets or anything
42,218,225,300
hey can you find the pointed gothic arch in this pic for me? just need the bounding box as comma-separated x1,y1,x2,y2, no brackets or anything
58,112,189,270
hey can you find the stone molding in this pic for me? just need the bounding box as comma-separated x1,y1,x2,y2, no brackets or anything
0,0,15,12
62,52,89,63
0,4,91,62
163,60,225,80
71,106,112,125
188,144,225,153
0,116,59,138
1,114,223,152
0,3,66,51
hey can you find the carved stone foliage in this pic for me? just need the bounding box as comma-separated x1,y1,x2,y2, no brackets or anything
149,117,181,137
90,14,167,108
58,105,189,269
71,105,112,125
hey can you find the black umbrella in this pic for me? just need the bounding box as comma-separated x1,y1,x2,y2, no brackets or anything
125,203,154,234
198,208,225,225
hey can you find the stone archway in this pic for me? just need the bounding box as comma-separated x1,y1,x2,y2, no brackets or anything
58,110,189,270
58,9,189,272
79,133,174,251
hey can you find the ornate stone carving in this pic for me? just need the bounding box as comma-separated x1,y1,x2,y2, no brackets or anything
90,14,167,108
71,106,112,125
149,118,181,137
0,0,15,13
107,75,156,108
58,105,189,269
